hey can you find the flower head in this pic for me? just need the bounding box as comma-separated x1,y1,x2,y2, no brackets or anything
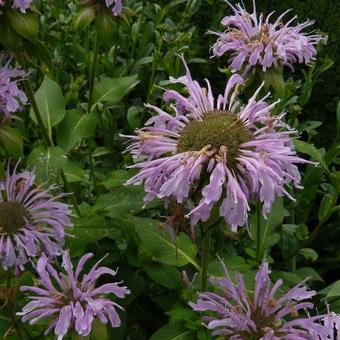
0,165,72,271
190,261,339,339
122,57,309,232
0,54,27,120
0,0,33,13
210,0,322,73
105,0,122,16
18,251,130,340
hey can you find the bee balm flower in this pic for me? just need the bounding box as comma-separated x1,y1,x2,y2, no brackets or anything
210,1,322,74
0,166,72,271
122,57,309,232
0,54,27,119
18,251,130,339
105,0,122,16
0,0,33,13
190,261,339,338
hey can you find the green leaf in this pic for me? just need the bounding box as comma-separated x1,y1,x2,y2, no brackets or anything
101,170,137,189
92,186,146,217
326,280,340,298
128,217,200,269
91,75,140,111
298,248,318,262
7,11,38,42
185,0,203,16
74,7,96,31
63,161,89,183
295,267,324,283
57,110,96,152
145,264,181,289
27,146,67,182
0,126,23,155
30,76,66,138
337,101,340,135
0,19,22,50
150,323,193,340
293,140,327,170
250,198,289,249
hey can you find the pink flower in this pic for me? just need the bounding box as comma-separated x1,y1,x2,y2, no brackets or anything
18,251,130,340
190,261,340,339
210,1,323,74
122,57,309,232
0,165,72,271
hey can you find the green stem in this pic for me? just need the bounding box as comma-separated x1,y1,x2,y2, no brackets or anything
201,227,211,291
88,31,100,113
17,53,53,146
6,270,31,340
256,200,262,262
16,51,82,217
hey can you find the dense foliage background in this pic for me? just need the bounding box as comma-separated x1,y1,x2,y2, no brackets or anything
0,0,340,339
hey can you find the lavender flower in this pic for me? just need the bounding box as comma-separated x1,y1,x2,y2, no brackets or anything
105,0,122,16
122,57,309,232
190,261,339,339
210,1,322,74
0,165,72,271
0,54,27,120
0,0,33,13
18,251,130,339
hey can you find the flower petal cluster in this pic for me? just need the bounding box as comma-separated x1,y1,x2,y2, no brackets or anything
0,165,72,271
210,1,322,73
123,57,309,232
105,0,122,16
0,0,33,13
18,251,130,340
190,261,339,339
0,54,27,119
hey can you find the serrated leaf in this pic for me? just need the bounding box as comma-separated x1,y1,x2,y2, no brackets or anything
63,160,89,183
27,146,67,182
0,126,23,155
293,140,327,170
150,323,193,340
91,75,139,111
30,76,65,138
7,11,38,42
128,217,200,269
57,110,96,152
145,264,181,289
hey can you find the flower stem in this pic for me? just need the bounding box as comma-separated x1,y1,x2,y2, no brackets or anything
6,270,31,340
16,51,81,217
201,227,211,291
256,200,262,262
88,31,100,113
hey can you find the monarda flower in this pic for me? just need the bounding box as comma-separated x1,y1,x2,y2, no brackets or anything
0,53,27,120
18,251,130,339
105,0,122,16
122,57,308,232
190,261,339,339
0,165,72,271
210,1,322,74
0,0,33,13
80,0,122,17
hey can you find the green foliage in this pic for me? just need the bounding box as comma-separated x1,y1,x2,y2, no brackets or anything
0,0,339,339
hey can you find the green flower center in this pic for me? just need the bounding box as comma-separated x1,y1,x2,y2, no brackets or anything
177,111,252,166
0,202,29,234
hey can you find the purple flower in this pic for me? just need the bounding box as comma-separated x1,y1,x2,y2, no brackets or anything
0,0,33,13
105,0,122,16
0,54,27,120
122,57,309,232
18,251,130,339
190,261,339,339
210,1,323,74
0,165,72,271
